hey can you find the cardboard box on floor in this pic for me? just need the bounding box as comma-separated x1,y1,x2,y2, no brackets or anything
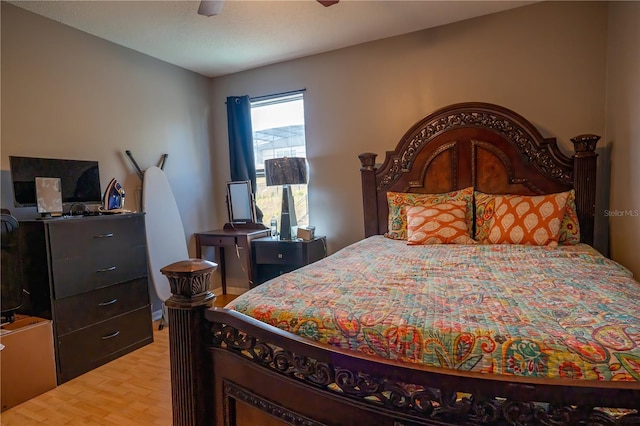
0,315,57,412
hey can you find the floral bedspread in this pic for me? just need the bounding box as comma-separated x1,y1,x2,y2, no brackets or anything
227,236,640,381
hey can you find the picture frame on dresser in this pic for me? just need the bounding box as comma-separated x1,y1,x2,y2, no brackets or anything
34,177,63,218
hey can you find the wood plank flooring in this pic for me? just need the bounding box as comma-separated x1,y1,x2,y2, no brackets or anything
0,294,236,426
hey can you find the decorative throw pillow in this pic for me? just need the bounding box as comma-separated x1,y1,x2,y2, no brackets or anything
385,187,473,240
558,189,580,245
406,202,476,245
474,191,570,246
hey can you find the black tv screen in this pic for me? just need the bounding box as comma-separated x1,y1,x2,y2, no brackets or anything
9,156,102,207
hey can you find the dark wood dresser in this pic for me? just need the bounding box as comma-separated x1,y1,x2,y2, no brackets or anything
19,213,153,384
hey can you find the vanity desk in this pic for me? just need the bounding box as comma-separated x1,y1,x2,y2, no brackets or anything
194,225,270,294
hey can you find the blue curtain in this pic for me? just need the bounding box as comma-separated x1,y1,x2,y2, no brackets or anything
226,95,263,222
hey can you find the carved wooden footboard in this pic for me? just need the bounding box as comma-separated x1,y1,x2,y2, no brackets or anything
162,260,640,426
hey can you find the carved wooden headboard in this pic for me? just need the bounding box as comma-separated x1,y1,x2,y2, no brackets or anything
359,102,599,245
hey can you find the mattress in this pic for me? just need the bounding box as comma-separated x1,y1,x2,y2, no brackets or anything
227,236,640,382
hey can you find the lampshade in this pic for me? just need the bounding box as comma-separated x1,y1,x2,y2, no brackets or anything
264,157,307,186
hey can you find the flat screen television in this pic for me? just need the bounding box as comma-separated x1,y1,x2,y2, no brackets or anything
9,156,102,208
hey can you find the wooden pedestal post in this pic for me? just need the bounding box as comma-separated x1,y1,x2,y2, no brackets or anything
359,152,379,238
571,134,600,246
161,259,217,426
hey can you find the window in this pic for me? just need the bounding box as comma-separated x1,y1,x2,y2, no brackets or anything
251,93,308,227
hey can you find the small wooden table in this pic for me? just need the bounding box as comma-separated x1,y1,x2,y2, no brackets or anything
194,227,270,294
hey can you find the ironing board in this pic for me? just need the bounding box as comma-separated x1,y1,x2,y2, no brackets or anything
142,166,189,326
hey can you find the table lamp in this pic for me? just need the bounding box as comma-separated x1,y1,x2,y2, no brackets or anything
264,157,307,240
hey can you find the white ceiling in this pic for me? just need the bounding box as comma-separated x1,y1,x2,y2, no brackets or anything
10,0,535,78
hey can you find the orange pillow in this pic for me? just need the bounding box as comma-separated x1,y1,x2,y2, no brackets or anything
474,192,569,246
386,187,473,240
406,201,475,245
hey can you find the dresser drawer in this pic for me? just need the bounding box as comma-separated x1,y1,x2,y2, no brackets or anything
56,306,152,383
255,242,304,265
48,215,148,299
51,245,147,299
47,215,146,261
201,235,236,246
254,264,299,284
53,278,150,335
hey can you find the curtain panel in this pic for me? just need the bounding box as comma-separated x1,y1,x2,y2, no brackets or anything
226,95,263,222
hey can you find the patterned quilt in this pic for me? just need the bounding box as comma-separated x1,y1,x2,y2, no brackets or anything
227,236,640,382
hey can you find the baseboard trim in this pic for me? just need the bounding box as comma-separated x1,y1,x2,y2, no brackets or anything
221,286,248,296
151,309,163,322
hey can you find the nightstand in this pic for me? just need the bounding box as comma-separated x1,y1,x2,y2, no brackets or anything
252,236,327,286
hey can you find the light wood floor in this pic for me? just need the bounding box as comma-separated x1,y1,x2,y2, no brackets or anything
0,294,236,426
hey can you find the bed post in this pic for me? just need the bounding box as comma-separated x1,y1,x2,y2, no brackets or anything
161,259,217,426
571,134,600,246
359,152,379,237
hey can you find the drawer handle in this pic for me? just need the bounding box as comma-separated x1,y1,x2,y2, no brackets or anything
102,331,120,340
97,266,117,272
94,233,114,238
98,298,118,306
277,253,283,259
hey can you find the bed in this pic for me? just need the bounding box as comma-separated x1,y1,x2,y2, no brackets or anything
163,102,640,425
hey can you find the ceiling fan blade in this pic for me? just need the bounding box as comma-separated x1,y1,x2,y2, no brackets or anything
317,0,339,6
198,0,225,17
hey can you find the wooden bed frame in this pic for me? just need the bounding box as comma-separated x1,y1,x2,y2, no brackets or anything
164,103,640,425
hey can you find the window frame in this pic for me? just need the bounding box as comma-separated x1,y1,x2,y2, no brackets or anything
250,91,308,227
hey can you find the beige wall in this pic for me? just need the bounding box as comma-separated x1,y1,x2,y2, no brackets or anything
3,1,624,293
211,1,608,259
1,3,216,306
1,3,216,249
606,1,640,278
